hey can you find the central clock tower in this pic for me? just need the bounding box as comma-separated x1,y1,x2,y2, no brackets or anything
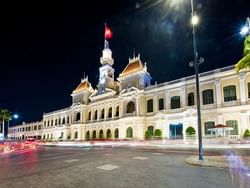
97,40,115,92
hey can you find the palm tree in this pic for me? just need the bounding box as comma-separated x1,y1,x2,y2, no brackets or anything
235,35,250,71
0,109,12,137
235,18,250,71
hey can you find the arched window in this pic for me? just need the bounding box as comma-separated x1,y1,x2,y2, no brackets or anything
86,131,90,140
67,116,70,124
108,107,112,118
114,128,119,138
76,112,81,121
55,119,58,125
59,118,61,125
171,96,180,109
88,111,91,120
100,109,104,119
158,98,164,110
106,129,111,139
94,110,98,120
51,120,53,126
115,106,119,117
202,89,214,105
248,82,250,98
147,99,153,113
62,118,65,124
92,130,96,139
223,85,237,102
51,134,53,139
188,92,195,106
99,130,104,139
74,131,78,139
126,127,133,138
127,101,135,113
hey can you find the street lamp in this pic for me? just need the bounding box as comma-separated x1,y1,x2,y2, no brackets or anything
7,114,19,138
188,0,204,161
240,17,250,36
166,0,204,160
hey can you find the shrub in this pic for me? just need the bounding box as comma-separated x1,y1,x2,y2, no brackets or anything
243,129,250,138
186,127,196,135
154,129,162,137
145,131,151,139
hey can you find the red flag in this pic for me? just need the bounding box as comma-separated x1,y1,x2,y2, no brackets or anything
105,24,112,40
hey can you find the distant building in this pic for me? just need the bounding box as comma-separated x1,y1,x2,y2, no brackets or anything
8,121,43,140
40,39,250,141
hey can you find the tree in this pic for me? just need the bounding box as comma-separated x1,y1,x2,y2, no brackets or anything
235,18,250,71
0,108,12,137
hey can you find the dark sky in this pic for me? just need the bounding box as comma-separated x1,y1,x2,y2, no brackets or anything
0,0,249,124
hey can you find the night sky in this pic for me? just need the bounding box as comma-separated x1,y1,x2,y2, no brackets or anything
0,0,249,125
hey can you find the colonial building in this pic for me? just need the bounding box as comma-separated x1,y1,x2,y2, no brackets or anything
8,121,43,140
39,40,250,141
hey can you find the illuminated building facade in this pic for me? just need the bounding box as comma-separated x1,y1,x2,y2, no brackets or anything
40,40,250,141
9,40,250,141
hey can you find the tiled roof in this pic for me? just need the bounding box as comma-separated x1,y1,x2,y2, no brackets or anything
73,79,92,93
120,59,144,77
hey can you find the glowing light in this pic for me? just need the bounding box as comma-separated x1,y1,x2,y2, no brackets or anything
191,15,199,26
13,114,19,119
240,26,249,36
168,0,184,7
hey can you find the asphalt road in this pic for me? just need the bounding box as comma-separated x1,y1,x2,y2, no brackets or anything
0,146,245,188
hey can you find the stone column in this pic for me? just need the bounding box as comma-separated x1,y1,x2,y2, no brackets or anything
136,95,140,116
239,72,247,105
154,94,158,113
215,79,222,108
240,113,248,137
181,87,186,108
164,90,170,110
120,100,123,118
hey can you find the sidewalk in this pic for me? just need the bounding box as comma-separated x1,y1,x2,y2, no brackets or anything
185,155,250,169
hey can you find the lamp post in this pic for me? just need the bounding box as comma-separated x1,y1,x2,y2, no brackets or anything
240,17,250,36
7,114,19,139
188,0,204,160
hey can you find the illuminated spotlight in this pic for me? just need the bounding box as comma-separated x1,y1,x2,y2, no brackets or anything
191,15,199,26
240,26,249,36
13,114,19,119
